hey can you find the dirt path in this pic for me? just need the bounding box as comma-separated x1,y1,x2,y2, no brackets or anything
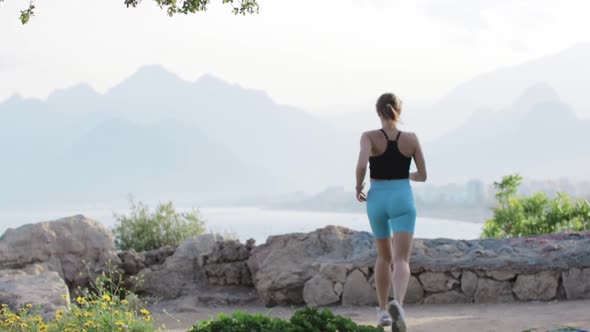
152,300,590,332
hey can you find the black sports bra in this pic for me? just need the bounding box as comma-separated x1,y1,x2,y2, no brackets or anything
369,129,412,180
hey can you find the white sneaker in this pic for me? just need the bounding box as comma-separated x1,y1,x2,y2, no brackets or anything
376,308,393,327
388,299,407,332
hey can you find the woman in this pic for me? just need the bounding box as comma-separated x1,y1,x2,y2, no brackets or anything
355,93,427,332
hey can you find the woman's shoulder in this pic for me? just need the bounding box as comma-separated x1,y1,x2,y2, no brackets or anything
401,130,419,140
361,129,383,138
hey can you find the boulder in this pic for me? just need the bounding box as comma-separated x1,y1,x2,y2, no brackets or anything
461,271,478,297
138,234,221,299
334,282,344,296
248,226,375,306
474,278,514,303
118,250,145,275
205,262,253,286
206,240,250,264
486,270,516,281
562,268,590,300
405,275,425,304
143,245,175,268
319,263,349,284
0,266,69,319
342,269,378,306
303,275,340,306
0,215,119,290
419,272,458,292
513,271,559,301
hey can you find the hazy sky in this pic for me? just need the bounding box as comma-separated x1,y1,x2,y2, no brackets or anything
1,0,589,112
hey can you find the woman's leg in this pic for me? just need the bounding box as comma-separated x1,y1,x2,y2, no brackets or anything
374,237,393,311
391,232,413,306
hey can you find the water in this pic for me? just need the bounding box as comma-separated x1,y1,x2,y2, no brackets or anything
0,207,483,243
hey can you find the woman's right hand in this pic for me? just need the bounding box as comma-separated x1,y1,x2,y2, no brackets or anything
356,183,366,202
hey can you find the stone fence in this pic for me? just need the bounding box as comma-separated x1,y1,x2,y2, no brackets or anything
1,216,589,318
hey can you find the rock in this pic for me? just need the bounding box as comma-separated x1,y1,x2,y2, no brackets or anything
405,275,425,304
407,232,590,275
320,263,348,283
143,246,175,267
461,271,478,297
562,268,590,300
138,234,221,299
207,240,250,264
244,226,590,305
205,262,253,286
419,272,458,292
475,278,514,303
486,270,516,281
360,267,370,276
0,267,69,319
303,275,340,306
247,226,375,306
424,291,471,304
342,269,378,306
245,238,256,250
0,215,119,291
119,250,145,275
513,271,559,301
334,282,344,296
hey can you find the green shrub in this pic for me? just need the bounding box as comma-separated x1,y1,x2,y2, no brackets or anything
113,199,205,251
190,307,384,332
482,174,590,238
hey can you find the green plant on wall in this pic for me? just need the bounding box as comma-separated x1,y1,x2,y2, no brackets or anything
482,174,590,238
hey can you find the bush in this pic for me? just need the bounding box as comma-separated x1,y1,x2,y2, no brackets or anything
113,199,205,251
190,307,384,332
482,174,590,238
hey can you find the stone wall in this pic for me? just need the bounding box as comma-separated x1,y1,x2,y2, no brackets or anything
248,226,590,307
2,217,590,318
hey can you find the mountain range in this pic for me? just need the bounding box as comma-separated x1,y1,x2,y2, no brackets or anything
0,45,589,208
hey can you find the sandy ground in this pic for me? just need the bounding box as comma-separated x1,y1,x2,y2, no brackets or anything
152,300,590,332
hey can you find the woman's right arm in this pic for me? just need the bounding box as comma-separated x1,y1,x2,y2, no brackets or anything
410,133,427,182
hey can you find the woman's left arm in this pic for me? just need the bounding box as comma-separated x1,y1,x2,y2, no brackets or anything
355,132,372,202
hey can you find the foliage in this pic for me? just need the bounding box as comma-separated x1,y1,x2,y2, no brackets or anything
113,199,205,252
482,174,590,238
0,0,259,24
190,307,385,332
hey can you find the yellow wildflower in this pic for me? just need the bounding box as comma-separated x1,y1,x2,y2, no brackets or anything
121,299,128,305
76,296,87,304
102,294,111,302
139,308,150,315
84,320,94,327
115,320,125,326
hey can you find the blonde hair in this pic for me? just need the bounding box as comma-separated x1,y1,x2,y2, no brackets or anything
376,93,402,123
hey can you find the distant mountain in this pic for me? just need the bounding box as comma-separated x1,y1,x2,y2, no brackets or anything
427,84,590,183
2,58,589,209
322,44,590,141
416,43,590,139
0,67,356,208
